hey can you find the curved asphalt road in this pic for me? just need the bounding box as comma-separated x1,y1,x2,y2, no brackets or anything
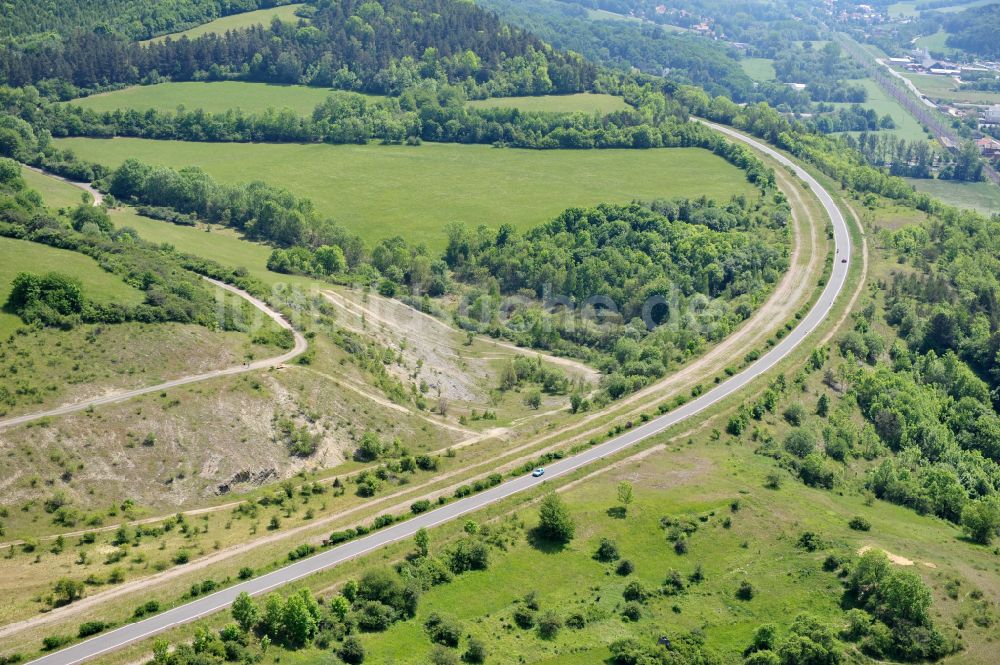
23,124,851,665
0,277,307,430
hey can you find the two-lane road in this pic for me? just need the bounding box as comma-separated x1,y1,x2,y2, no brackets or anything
24,124,851,665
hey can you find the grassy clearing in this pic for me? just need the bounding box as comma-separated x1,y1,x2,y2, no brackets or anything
905,178,1000,215
350,388,999,664
466,93,628,114
915,29,960,58
54,138,756,250
584,8,688,32
19,168,89,211
740,57,776,82
0,237,145,337
143,4,305,43
870,201,929,230
834,78,929,143
896,69,1000,105
888,1,920,17
109,208,320,291
66,81,377,116
889,0,994,17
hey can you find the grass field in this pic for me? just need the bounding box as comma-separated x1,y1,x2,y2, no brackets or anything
53,138,757,249
109,208,323,291
834,78,929,143
889,0,995,17
0,237,145,336
19,167,89,210
914,30,960,58
467,93,628,114
67,81,375,116
585,8,688,33
144,3,305,43
871,201,930,229
895,69,1000,105
740,57,776,82
905,178,1000,215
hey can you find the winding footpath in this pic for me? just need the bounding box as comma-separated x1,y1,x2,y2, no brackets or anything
22,125,854,665
0,276,307,430
3,166,306,430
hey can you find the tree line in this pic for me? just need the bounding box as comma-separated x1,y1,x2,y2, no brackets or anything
36,85,714,151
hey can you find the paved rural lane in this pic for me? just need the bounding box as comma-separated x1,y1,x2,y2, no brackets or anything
25,124,851,665
0,277,307,430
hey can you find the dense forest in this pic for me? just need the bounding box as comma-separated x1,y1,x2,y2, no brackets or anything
0,0,595,98
480,0,757,100
447,197,788,400
843,203,1000,535
0,0,293,43
938,3,1000,61
772,41,867,103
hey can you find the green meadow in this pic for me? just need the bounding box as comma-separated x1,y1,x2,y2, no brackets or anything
466,93,629,114
888,0,994,17
897,69,1000,105
0,237,145,336
253,374,1000,663
905,178,1000,216
584,7,688,33
53,138,756,249
67,81,376,116
19,167,89,210
914,30,960,58
109,208,324,291
835,79,928,143
143,3,305,43
739,57,776,82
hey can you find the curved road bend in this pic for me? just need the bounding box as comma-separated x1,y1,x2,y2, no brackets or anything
0,277,307,430
25,125,851,665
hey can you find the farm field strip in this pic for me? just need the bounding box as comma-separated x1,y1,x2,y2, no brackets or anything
65,81,379,116
51,138,756,250
141,4,305,43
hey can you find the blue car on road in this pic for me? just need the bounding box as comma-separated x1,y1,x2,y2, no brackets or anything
532,468,545,477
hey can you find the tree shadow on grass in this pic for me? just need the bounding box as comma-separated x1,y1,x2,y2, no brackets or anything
606,506,626,519
527,527,568,554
